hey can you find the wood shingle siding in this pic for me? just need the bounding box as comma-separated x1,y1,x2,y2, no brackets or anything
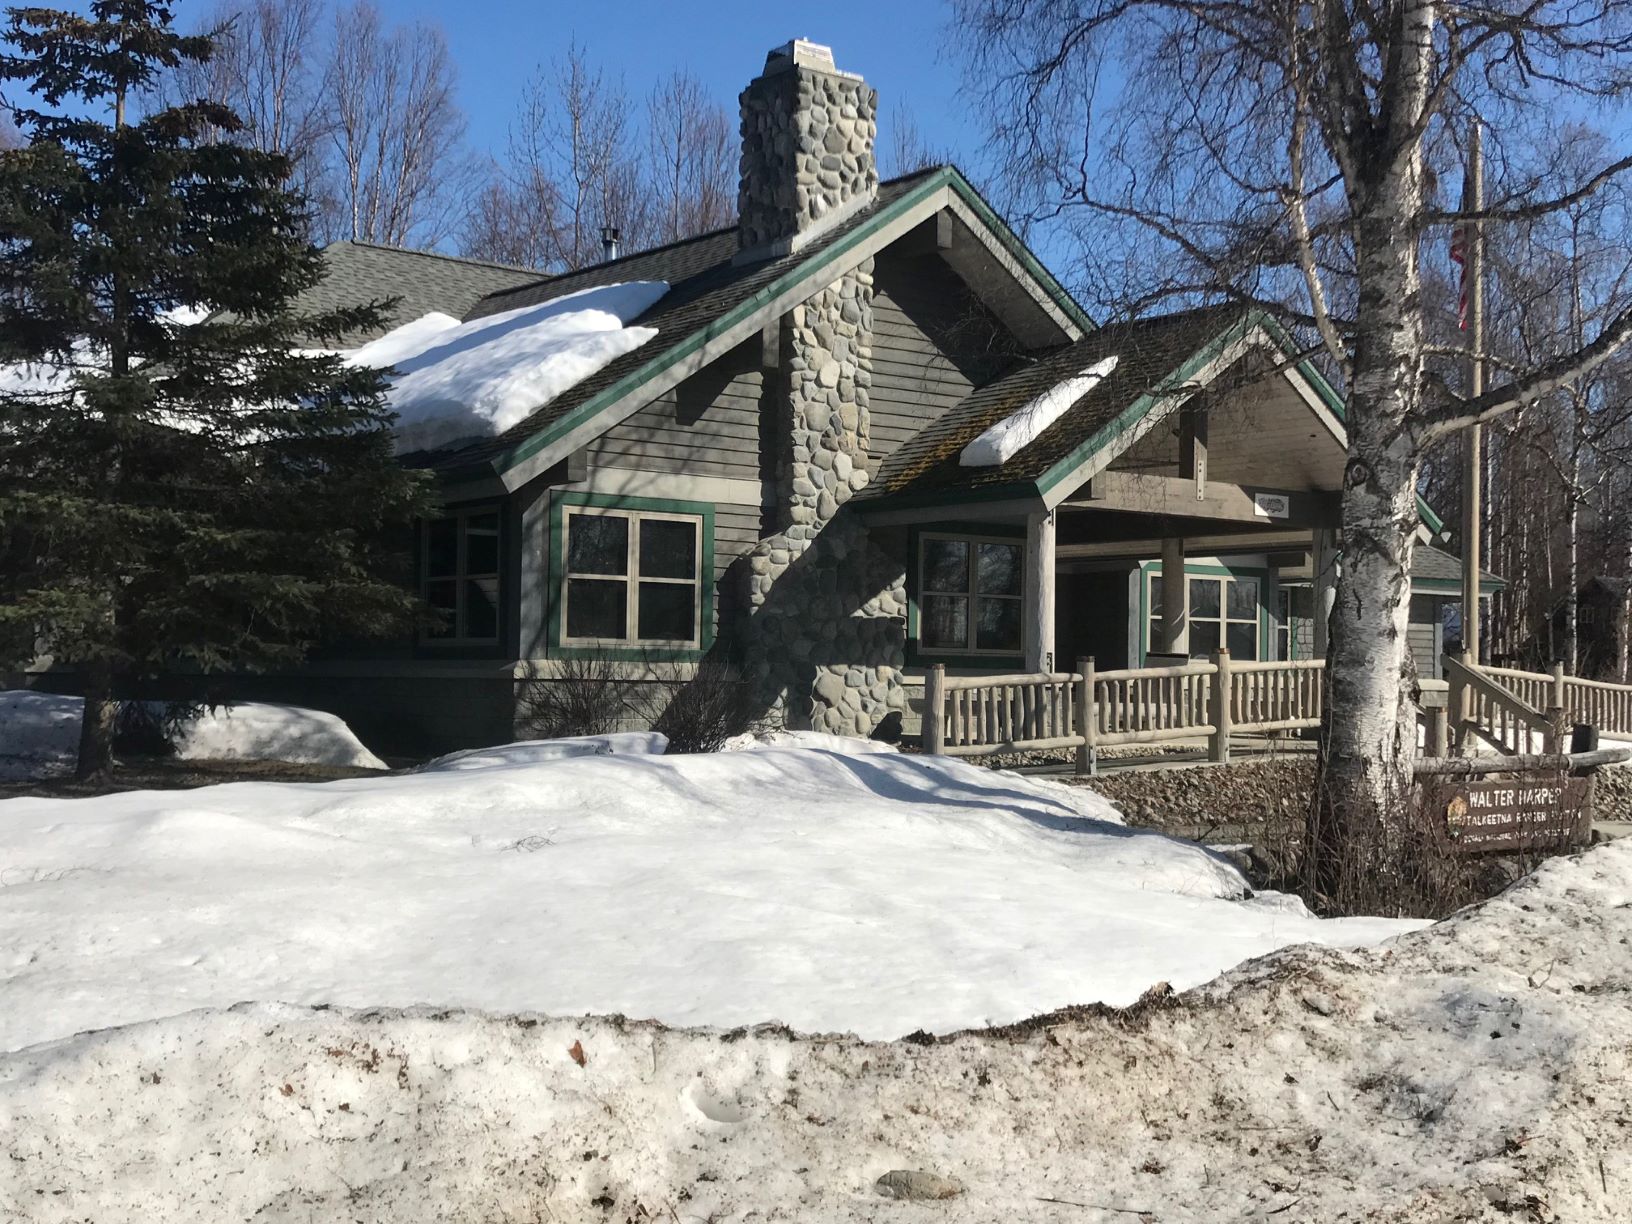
867,253,1020,471
588,354,766,483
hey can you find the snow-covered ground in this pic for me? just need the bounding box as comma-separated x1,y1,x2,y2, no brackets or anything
0,690,384,780
0,736,1414,1053
3,837,1626,1221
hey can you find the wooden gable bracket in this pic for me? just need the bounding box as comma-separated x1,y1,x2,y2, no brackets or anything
1179,403,1208,499
759,319,781,372
893,210,956,258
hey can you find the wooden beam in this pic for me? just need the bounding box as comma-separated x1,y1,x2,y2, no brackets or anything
759,319,781,371
1067,471,1336,527
1055,528,1314,562
1024,509,1057,672
1180,405,1208,498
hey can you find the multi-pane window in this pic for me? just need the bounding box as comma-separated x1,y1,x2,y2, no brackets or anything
1148,570,1260,661
424,509,500,641
1276,588,1293,661
562,508,703,645
919,534,1024,654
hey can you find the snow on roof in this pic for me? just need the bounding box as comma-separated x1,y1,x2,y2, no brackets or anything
347,280,669,454
0,307,212,400
959,354,1119,467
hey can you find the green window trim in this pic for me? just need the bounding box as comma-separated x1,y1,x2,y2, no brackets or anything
905,522,1027,669
1137,560,1276,667
546,490,716,662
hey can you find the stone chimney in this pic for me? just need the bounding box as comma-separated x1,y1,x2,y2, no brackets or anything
736,39,878,261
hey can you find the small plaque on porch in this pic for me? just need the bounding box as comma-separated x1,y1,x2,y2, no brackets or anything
1436,778,1591,854
1252,492,1291,520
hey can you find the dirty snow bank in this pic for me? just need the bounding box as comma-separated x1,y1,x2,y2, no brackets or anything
347,280,668,453
3,842,1627,1222
0,690,384,779
0,739,1410,1050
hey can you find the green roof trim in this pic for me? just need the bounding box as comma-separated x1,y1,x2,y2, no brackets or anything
1034,312,1256,498
486,166,1090,480
948,173,1095,336
1412,577,1506,596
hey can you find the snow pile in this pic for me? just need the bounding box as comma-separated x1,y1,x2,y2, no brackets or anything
418,732,668,771
347,281,669,453
719,727,899,754
2,843,1627,1222
165,702,386,770
960,354,1119,467
0,739,1413,1051
0,690,384,779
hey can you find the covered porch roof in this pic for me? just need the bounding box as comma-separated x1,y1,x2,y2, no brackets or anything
853,305,1446,538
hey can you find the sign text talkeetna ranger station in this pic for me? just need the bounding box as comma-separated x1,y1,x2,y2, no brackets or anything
1437,778,1592,854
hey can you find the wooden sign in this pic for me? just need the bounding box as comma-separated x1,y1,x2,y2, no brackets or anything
1436,777,1591,854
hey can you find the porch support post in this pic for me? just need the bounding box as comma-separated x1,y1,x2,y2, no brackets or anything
1313,527,1340,660
1160,536,1187,655
1024,508,1057,673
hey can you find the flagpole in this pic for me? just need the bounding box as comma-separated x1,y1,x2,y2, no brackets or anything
1462,122,1484,664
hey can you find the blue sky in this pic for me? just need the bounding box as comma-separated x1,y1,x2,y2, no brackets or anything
376,0,979,171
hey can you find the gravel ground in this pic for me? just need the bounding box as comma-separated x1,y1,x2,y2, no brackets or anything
1081,758,1632,841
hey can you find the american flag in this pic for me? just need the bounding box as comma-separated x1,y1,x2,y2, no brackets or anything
1449,157,1475,330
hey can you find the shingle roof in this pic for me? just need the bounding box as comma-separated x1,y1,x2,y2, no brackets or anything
1413,544,1504,591
301,242,544,347
860,305,1243,504
405,168,949,476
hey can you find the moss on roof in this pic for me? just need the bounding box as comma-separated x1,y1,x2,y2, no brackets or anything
860,305,1245,505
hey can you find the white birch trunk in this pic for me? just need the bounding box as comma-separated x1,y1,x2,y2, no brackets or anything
1309,1,1435,896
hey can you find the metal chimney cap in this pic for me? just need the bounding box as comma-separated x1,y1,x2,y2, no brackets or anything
763,39,858,79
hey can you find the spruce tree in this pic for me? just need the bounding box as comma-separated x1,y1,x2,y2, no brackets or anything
0,2,431,779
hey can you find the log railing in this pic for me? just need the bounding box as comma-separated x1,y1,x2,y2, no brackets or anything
1445,654,1560,756
1477,659,1632,738
922,651,1632,771
1230,659,1326,733
925,650,1250,771
1089,659,1216,747
924,669,1081,757
1562,675,1632,737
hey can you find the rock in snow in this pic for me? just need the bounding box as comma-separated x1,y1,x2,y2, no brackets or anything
959,354,1119,467
2,840,1628,1221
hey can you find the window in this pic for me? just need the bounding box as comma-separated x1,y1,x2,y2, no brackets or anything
918,533,1024,655
424,509,501,642
561,506,703,646
1147,569,1260,661
1276,589,1293,661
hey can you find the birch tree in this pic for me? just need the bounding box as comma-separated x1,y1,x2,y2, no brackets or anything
646,70,734,244
150,0,329,201
954,0,1632,904
326,1,469,247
